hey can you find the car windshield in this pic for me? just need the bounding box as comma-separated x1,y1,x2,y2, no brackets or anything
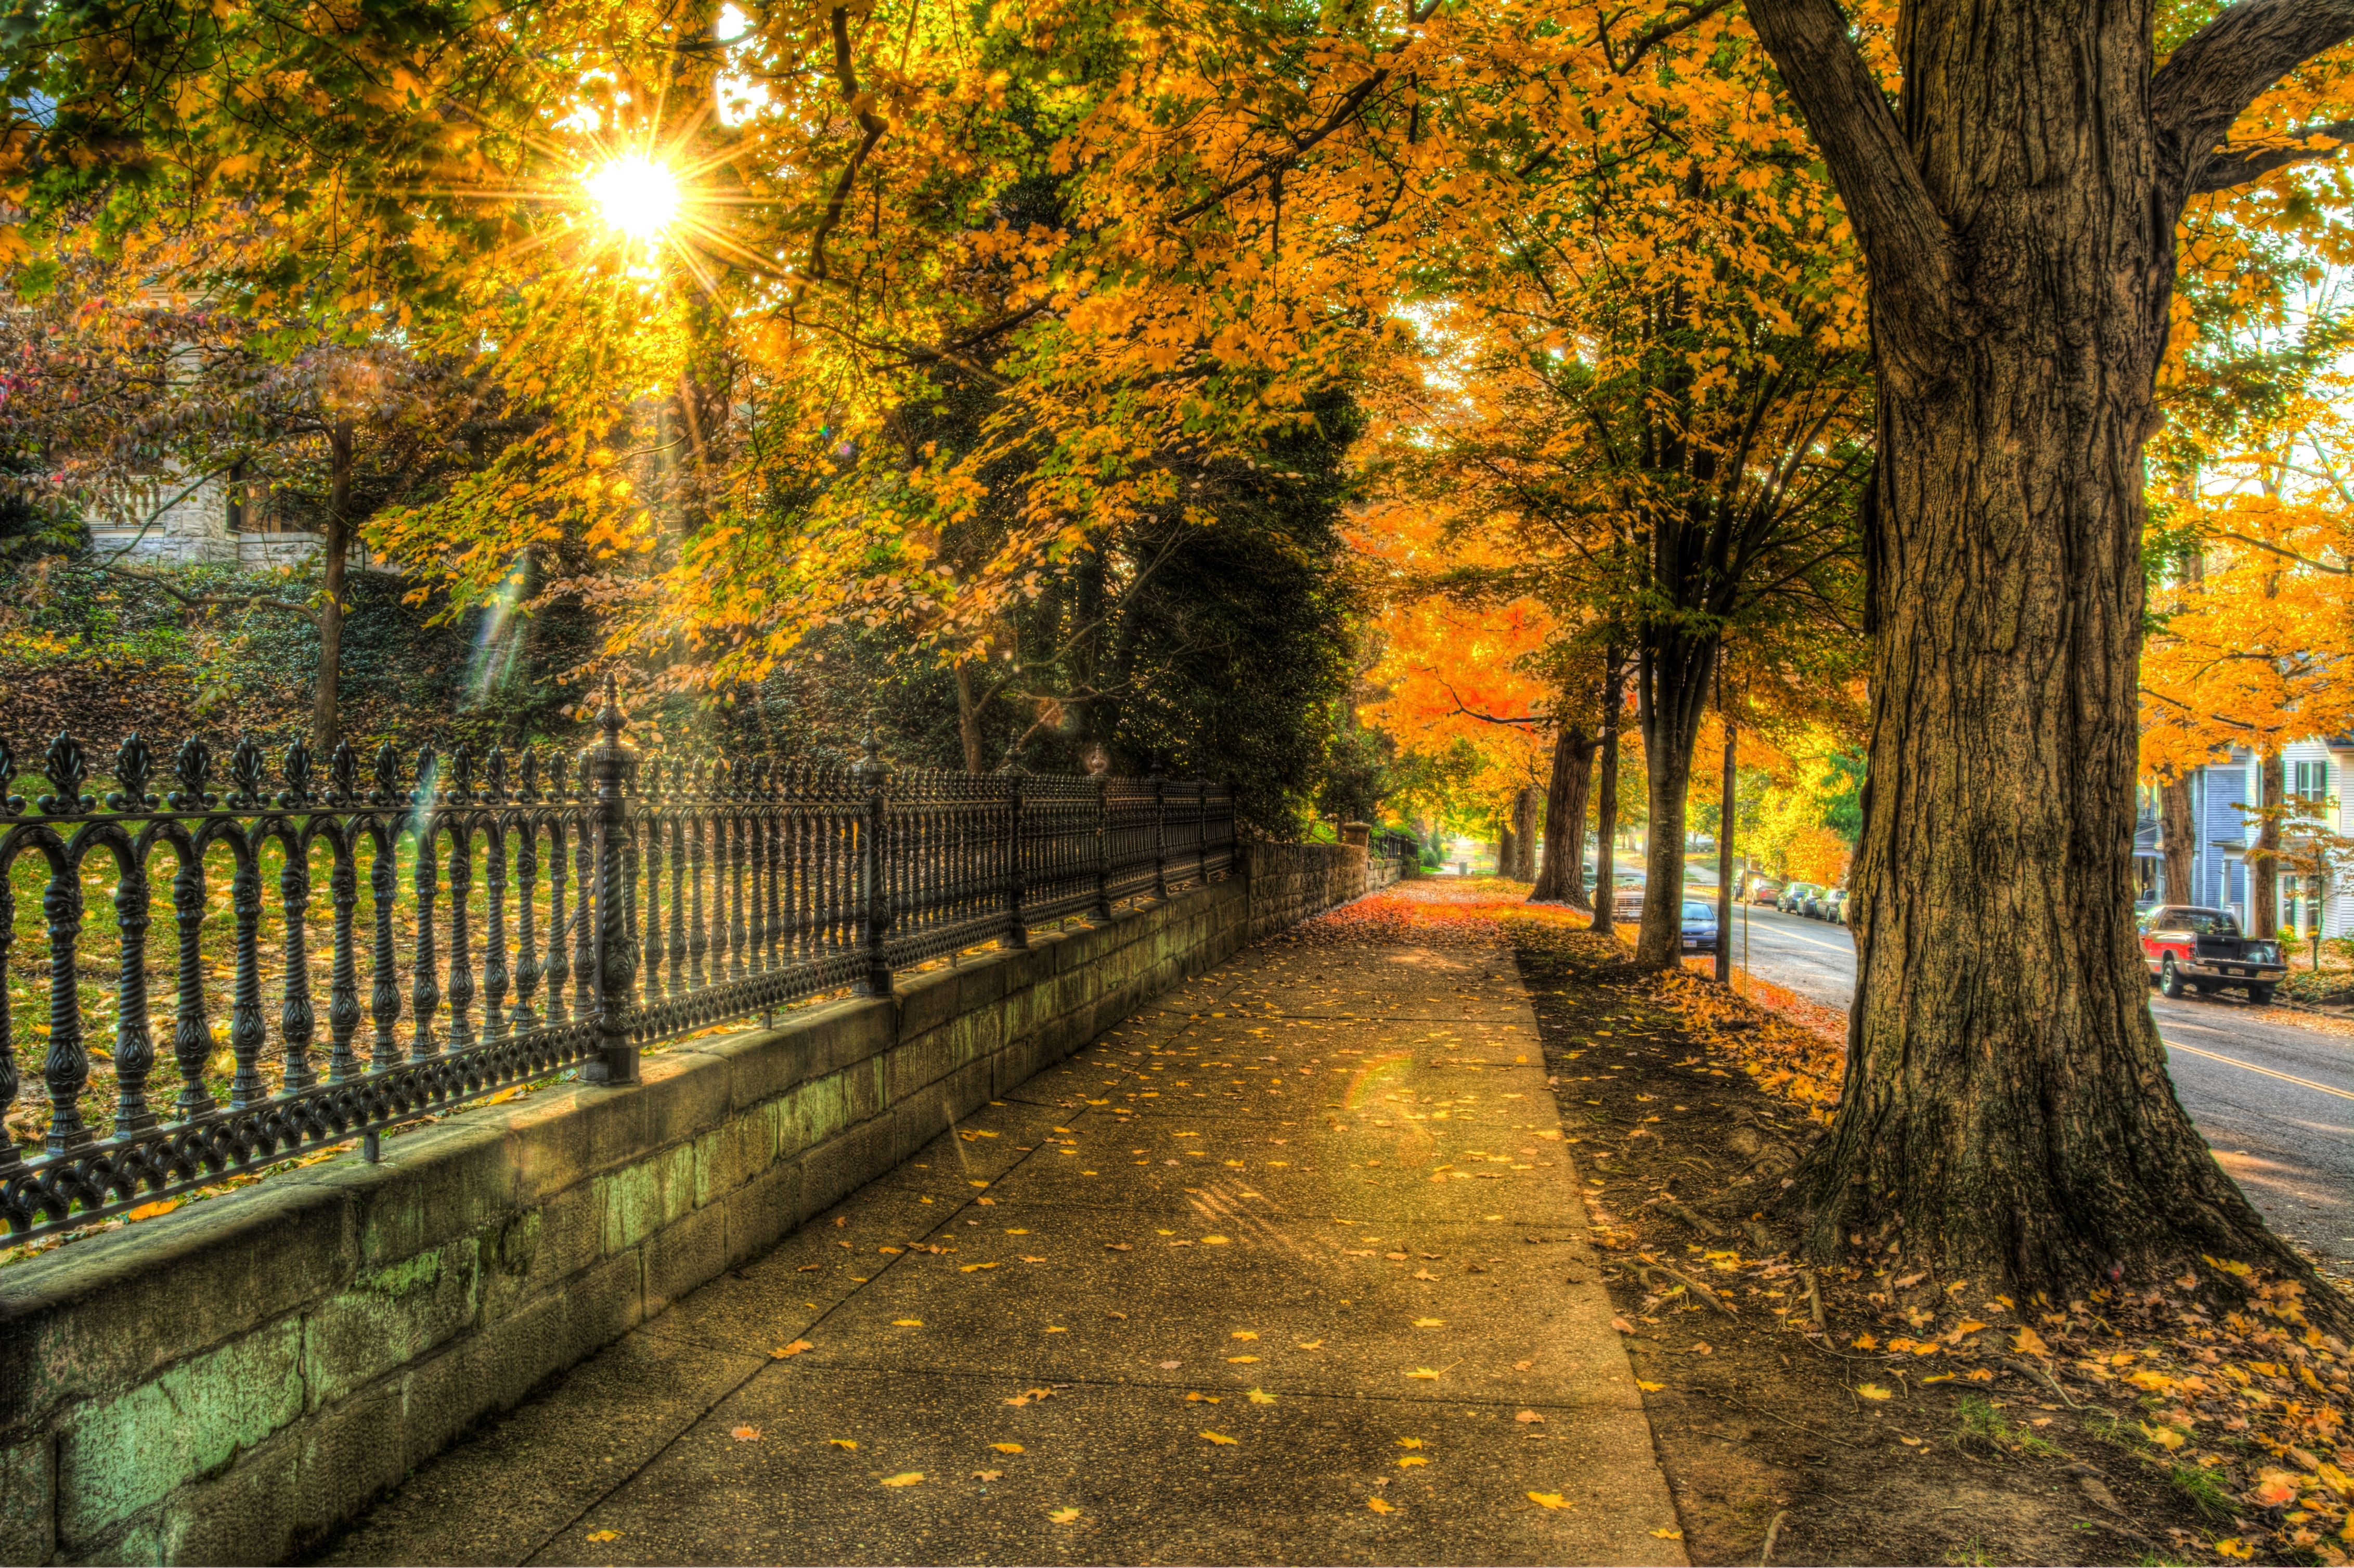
2169,910,2239,936
1682,901,1714,921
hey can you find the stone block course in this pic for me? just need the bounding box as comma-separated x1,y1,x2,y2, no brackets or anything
0,847,1375,1564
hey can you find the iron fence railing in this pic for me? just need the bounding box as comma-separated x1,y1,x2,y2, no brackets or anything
0,682,1235,1241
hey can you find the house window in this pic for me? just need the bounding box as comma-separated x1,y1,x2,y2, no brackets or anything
2294,759,2332,802
2284,874,2303,936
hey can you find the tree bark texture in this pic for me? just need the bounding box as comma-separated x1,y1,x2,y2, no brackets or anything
1741,0,2348,1307
2160,772,2197,905
1511,787,1540,880
1589,652,1623,934
2250,748,2283,936
1715,712,1736,984
1633,633,1715,966
954,660,988,775
1495,819,1514,881
1532,725,1596,906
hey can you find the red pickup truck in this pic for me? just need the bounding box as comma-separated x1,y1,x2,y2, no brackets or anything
2138,905,2286,1004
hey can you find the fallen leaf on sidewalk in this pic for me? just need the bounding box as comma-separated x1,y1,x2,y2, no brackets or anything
1186,1392,1222,1403
1398,1456,1428,1468
730,1426,761,1441
1406,1368,1441,1380
1247,1389,1276,1404
1398,1438,1424,1448
1856,1384,1893,1401
1636,1380,1665,1392
1200,1431,1238,1445
1611,1318,1634,1334
1651,1527,1684,1540
772,1340,813,1358
1413,1317,1444,1327
992,1443,1025,1454
830,1439,857,1450
1049,1508,1081,1524
1232,1330,1259,1340
1367,1498,1396,1514
586,1531,619,1542
972,1469,1002,1482
893,1319,923,1327
881,1472,924,1486
1528,1492,1569,1509
961,1262,999,1272
1296,1339,1324,1350
1228,1354,1260,1363
1515,1410,1545,1424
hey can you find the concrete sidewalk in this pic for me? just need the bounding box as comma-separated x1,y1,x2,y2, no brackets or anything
321,932,1684,1566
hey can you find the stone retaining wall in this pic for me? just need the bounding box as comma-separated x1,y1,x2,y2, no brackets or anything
0,846,1376,1565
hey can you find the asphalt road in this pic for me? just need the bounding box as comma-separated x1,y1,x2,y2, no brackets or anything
1723,900,2353,1272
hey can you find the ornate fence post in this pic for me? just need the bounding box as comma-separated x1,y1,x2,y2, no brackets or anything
1094,773,1114,919
1150,769,1169,901
584,677,642,1086
1000,755,1029,949
855,721,895,996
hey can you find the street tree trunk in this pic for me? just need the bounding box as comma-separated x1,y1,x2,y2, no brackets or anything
1589,651,1622,934
1511,787,1539,880
1633,632,1716,966
2250,748,2284,936
1495,815,1514,882
1532,724,1596,906
311,419,354,755
1744,0,2346,1312
2159,771,2197,905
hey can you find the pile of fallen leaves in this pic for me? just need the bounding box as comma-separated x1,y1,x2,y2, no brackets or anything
1649,969,1844,1121
1293,877,1618,952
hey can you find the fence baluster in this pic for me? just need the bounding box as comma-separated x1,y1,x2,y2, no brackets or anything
544,817,571,1026
327,839,360,1081
41,858,92,1153
512,817,541,1031
368,834,401,1070
227,852,267,1109
446,823,476,1054
571,797,596,1025
278,834,316,1095
728,801,747,981
110,854,156,1137
585,678,639,1085
169,850,215,1118
0,880,17,1167
483,822,509,1042
641,779,666,1004
411,813,442,1062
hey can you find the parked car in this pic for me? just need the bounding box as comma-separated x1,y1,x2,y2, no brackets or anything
2138,905,2284,1003
1822,889,1849,924
1745,877,1782,905
1680,898,1719,953
1778,881,1821,915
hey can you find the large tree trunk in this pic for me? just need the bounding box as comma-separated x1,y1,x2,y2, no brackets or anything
1744,0,2334,1311
954,660,987,774
2159,771,2197,905
2249,748,2283,937
1510,787,1539,880
311,420,354,754
1632,633,1715,966
1589,651,1622,934
1531,724,1595,906
1715,709,1736,984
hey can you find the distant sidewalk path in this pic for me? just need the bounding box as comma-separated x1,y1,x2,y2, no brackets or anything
323,890,1685,1566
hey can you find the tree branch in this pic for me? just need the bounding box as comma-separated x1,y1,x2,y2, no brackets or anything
1741,0,1955,362
95,563,319,623
804,6,889,286
2188,117,2354,192
2152,0,2354,206
2214,528,2352,573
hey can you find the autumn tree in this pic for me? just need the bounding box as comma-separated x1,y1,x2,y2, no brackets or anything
1742,0,2354,1312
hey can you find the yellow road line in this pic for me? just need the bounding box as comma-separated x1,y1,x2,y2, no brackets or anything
2162,1039,2354,1103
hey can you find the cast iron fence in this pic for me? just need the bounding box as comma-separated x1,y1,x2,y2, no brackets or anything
0,683,1235,1241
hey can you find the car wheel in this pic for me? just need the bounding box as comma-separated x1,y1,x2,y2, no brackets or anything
2159,955,2187,999
2248,983,2274,1006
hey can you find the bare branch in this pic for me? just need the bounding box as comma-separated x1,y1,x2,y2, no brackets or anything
2214,528,2352,573
804,6,890,286
95,563,319,622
